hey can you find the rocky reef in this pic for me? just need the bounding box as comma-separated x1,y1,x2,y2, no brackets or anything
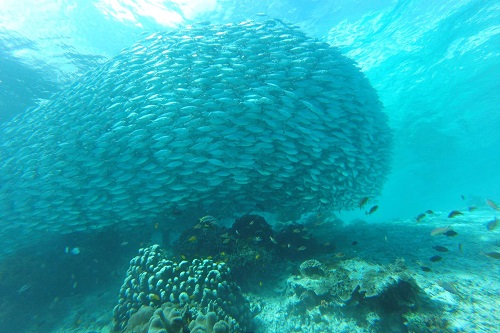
112,245,252,333
280,258,448,332
174,214,335,289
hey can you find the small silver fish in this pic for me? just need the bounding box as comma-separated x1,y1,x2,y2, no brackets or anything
17,284,31,294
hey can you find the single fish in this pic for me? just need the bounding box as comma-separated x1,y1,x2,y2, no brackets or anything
420,266,432,272
430,225,452,236
458,243,463,252
17,284,31,294
416,213,426,222
358,196,370,208
430,255,443,262
297,246,307,251
486,217,498,231
486,199,500,211
188,236,197,242
444,230,458,237
351,241,358,246
437,281,461,296
468,206,477,212
461,195,465,200
199,215,217,223
269,236,277,244
366,205,378,215
448,210,463,218
484,251,500,259
433,245,449,252
426,210,434,214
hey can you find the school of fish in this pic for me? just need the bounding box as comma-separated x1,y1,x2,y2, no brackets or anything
0,19,392,253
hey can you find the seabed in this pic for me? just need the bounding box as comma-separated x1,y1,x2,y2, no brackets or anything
4,208,500,333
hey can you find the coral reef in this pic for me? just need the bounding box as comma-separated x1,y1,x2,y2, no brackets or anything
123,303,231,333
188,311,230,333
147,305,183,333
299,259,325,278
112,245,252,333
124,306,156,333
283,258,447,332
174,214,335,289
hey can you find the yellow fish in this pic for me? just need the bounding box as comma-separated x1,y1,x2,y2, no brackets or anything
188,236,197,242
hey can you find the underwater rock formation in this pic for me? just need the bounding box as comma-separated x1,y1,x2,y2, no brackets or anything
174,214,335,289
284,258,447,332
113,245,252,333
0,19,391,252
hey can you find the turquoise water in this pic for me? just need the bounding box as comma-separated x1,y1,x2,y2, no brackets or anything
0,1,499,332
